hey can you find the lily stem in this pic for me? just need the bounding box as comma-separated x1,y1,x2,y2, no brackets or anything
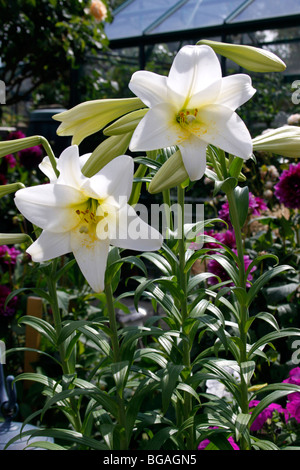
226,187,250,450
177,184,194,449
47,259,82,432
104,282,128,450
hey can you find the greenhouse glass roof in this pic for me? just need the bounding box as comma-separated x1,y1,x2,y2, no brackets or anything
105,0,300,47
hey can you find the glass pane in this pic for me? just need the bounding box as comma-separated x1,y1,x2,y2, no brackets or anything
105,0,183,40
147,0,244,35
230,0,300,22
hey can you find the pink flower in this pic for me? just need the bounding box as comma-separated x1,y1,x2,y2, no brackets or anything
207,249,256,287
198,428,239,450
19,145,43,170
4,154,17,169
283,367,300,401
249,400,288,431
219,192,268,226
0,285,17,317
0,245,21,265
286,398,300,423
6,130,26,140
274,162,300,209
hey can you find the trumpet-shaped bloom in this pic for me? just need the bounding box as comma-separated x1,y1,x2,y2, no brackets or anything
14,146,163,292
129,45,255,181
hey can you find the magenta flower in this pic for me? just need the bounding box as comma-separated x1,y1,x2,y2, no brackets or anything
249,400,288,431
0,245,21,265
19,145,43,170
283,367,300,401
207,249,256,287
198,428,239,450
6,130,26,140
0,285,17,318
286,398,300,423
219,192,268,226
274,162,300,209
4,154,17,169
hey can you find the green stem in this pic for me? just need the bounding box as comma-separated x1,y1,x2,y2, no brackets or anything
47,260,82,432
177,184,194,449
226,188,250,450
104,282,128,450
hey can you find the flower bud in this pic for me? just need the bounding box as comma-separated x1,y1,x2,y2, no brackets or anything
104,108,148,136
53,97,145,145
0,182,25,198
0,233,32,245
81,132,133,177
197,39,286,73
252,125,300,158
148,150,188,194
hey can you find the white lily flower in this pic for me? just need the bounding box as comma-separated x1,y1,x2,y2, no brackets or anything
129,45,255,181
14,146,163,292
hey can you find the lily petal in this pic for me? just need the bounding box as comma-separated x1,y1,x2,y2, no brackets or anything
195,104,252,159
39,156,59,182
167,45,222,107
179,136,208,181
217,74,256,110
129,71,168,107
56,145,86,189
82,155,134,202
14,184,87,233
130,103,186,151
27,230,71,262
111,204,163,251
71,227,110,293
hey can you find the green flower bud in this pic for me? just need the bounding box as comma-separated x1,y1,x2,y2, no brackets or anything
103,108,148,136
81,132,133,177
53,97,145,145
197,39,286,73
148,150,189,194
252,126,300,158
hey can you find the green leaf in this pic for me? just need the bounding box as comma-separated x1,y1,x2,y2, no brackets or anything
247,265,294,307
240,361,256,386
161,363,184,414
140,252,172,276
6,428,108,451
248,328,300,359
144,426,178,450
111,361,130,397
245,311,280,333
213,177,237,196
18,315,57,345
233,186,249,228
25,441,67,450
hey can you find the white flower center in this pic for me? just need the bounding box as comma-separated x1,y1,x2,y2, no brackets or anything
75,197,117,241
176,108,199,126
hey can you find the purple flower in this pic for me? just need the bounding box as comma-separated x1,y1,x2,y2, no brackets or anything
0,245,21,265
6,130,26,140
274,162,300,209
286,398,300,423
19,145,43,170
219,192,268,226
207,249,256,287
198,428,239,450
249,194,268,215
249,400,288,431
283,367,300,401
0,285,17,318
4,154,17,169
